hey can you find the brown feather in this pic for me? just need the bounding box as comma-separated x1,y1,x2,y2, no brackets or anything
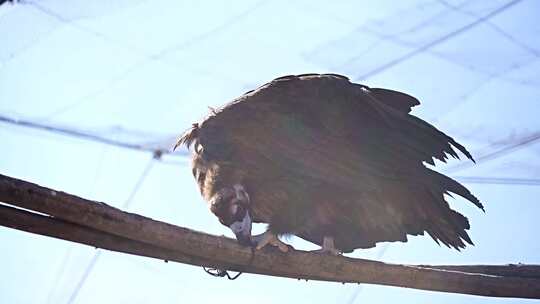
177,73,484,251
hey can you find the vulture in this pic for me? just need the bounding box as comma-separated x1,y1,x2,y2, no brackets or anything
176,73,484,254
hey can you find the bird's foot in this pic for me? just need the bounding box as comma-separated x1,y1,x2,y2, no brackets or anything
252,231,290,252
311,236,341,255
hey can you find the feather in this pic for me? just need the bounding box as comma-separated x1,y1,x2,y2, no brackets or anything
369,88,420,113
177,73,484,251
174,123,200,151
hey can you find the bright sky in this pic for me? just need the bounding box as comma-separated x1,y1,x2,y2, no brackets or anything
1,0,540,303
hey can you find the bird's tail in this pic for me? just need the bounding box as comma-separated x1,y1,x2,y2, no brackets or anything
421,169,484,250
427,169,484,211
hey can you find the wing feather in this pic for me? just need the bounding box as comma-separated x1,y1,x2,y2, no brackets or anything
180,73,483,250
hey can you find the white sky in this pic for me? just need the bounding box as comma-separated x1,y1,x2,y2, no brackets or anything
1,0,540,303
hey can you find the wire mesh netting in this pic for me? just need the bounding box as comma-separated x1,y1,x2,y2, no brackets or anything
1,1,539,303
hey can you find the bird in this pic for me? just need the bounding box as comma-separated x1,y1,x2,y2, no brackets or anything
175,73,484,255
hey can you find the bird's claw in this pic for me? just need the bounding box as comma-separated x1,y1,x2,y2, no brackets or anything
310,236,341,255
252,231,290,252
310,247,341,255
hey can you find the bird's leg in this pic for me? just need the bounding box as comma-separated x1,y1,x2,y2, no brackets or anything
311,236,341,255
252,231,289,252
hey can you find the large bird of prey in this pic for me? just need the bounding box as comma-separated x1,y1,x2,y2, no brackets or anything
176,73,484,254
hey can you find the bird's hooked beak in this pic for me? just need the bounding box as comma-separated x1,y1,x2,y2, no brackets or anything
229,211,253,246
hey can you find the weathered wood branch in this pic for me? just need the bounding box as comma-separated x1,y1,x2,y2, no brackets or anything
1,174,539,299
416,264,540,280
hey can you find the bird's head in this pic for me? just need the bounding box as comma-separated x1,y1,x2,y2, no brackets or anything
209,185,253,246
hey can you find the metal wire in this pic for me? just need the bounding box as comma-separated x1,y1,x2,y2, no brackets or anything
354,0,523,81
65,157,156,304
0,114,188,158
445,132,540,174
455,176,540,186
26,0,261,120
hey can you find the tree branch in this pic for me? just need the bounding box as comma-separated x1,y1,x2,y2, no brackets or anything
1,174,539,299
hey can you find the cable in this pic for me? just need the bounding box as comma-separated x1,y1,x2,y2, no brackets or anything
355,0,523,81
0,114,188,158
454,176,540,186
46,249,72,304
445,132,540,174
346,243,390,304
26,0,261,120
65,251,102,304
3,113,539,180
38,61,152,122
46,144,109,304
150,0,267,59
354,25,540,88
120,158,156,209
65,157,156,304
437,0,540,57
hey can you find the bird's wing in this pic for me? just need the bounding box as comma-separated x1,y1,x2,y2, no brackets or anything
184,74,483,249
195,74,476,194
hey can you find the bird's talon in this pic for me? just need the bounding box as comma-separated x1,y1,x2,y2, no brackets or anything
253,231,290,252
277,242,289,253
311,236,341,255
311,248,341,256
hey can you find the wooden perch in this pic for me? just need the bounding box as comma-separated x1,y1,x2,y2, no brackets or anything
1,174,540,299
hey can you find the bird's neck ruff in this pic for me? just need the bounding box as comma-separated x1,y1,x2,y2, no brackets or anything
174,123,200,151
